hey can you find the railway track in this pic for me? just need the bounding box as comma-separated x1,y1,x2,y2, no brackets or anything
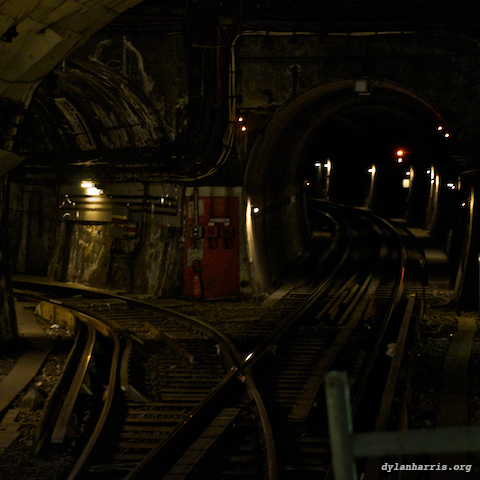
6,201,428,479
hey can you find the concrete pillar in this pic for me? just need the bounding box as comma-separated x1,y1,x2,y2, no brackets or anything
457,176,480,310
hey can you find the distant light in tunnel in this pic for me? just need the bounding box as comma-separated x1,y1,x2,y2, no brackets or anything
253,206,260,214
396,149,404,157
446,182,456,190
81,180,94,188
405,171,410,176
237,116,245,122
367,166,375,173
396,157,403,163
461,201,467,208
443,131,450,138
241,125,247,132
426,169,431,175
314,162,321,167
324,159,332,175
436,124,444,132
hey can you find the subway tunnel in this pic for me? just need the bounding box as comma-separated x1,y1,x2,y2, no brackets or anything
2,1,480,344
243,79,459,291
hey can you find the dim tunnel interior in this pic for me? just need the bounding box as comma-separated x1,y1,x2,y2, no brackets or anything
244,78,458,292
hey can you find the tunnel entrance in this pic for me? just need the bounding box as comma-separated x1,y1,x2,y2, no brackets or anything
244,79,456,291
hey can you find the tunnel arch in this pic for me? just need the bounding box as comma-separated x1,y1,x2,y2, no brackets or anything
244,77,455,292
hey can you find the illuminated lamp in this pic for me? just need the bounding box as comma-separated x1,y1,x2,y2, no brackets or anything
354,79,371,95
241,125,247,132
396,149,404,157
396,157,403,164
314,162,321,167
87,187,101,196
253,206,260,214
237,116,244,122
443,131,450,138
437,124,444,132
81,180,94,188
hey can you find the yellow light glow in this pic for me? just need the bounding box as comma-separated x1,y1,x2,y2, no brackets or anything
241,125,247,132
81,181,94,188
87,187,101,196
238,116,244,122
397,157,403,163
437,124,444,131
396,149,404,156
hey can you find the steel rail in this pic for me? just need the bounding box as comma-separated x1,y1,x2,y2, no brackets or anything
244,365,277,480
50,319,96,444
35,320,86,453
12,281,254,478
240,219,352,371
67,311,122,480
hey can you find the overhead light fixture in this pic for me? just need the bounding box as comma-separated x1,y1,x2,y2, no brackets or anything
87,187,101,196
354,79,371,95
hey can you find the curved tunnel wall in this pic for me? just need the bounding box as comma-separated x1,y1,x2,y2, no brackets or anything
244,78,453,292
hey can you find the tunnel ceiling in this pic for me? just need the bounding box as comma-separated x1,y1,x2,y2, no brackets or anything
311,104,434,165
245,79,456,199
13,58,171,183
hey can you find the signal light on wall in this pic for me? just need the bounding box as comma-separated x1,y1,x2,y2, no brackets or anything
252,206,260,214
314,162,321,167
443,131,450,138
437,124,444,132
396,157,403,164
241,125,247,132
396,149,404,157
237,116,245,122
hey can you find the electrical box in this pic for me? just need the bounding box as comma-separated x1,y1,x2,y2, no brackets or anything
191,224,204,239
